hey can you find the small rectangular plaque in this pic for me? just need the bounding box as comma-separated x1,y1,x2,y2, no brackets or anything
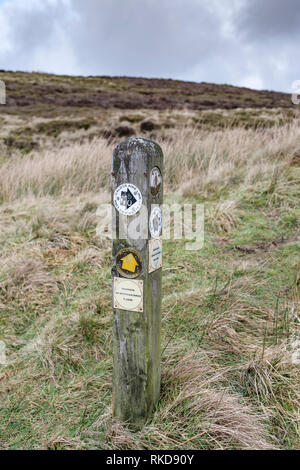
113,277,143,312
149,238,162,273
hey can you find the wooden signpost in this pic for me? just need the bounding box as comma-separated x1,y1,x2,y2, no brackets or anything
111,137,163,426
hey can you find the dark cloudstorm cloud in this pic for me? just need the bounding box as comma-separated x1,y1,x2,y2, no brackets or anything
231,0,300,91
69,0,226,77
0,0,299,91
5,4,61,56
235,0,300,39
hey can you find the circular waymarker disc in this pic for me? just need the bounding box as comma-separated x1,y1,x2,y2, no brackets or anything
150,167,162,196
116,248,143,279
114,183,142,216
149,206,162,239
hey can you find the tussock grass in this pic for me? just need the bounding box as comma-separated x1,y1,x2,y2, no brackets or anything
1,120,300,204
164,121,300,196
100,349,274,450
0,139,111,202
0,113,299,449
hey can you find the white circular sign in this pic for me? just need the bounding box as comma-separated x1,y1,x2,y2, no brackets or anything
149,206,162,239
114,184,142,216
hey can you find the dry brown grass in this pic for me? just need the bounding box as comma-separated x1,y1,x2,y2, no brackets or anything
0,256,58,303
0,139,111,202
164,121,300,195
99,349,275,450
1,119,299,204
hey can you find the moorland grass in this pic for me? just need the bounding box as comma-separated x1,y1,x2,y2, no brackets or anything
0,118,299,450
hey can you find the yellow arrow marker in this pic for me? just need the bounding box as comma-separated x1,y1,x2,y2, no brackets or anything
121,253,139,273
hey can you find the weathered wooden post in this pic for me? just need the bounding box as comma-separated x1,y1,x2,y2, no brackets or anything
111,137,163,427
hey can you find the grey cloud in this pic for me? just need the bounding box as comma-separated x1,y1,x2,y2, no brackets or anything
231,0,300,91
0,0,299,92
6,6,56,53
69,0,227,77
235,0,300,40
0,0,75,72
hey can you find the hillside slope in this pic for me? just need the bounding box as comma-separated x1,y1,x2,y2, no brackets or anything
0,71,293,112
0,71,298,160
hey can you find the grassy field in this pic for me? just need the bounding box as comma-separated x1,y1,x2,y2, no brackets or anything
0,73,300,450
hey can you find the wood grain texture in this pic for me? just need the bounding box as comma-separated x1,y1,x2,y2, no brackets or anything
111,137,163,426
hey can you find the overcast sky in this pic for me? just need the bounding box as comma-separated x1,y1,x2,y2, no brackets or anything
0,0,299,92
